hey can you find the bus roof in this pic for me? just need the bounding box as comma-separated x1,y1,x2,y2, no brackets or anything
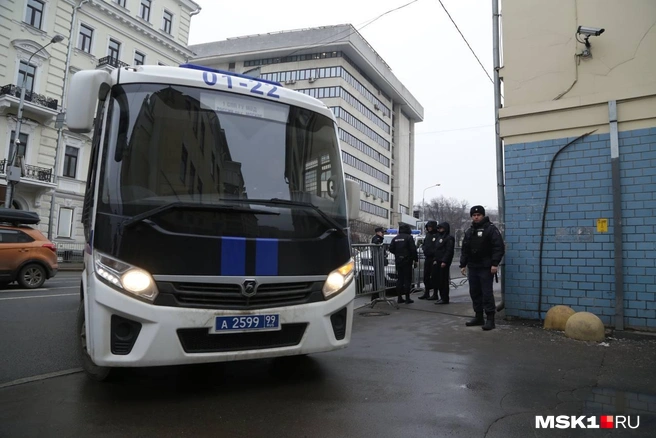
108,64,336,121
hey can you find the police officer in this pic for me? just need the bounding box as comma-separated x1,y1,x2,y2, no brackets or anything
369,227,385,302
433,222,455,304
389,224,418,304
371,227,385,245
459,206,505,330
418,220,439,300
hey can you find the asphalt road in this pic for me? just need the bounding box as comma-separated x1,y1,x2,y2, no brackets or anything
0,271,81,385
1,273,656,437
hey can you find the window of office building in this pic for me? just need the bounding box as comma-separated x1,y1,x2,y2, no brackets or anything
24,0,44,29
114,0,126,7
345,174,389,201
360,200,389,218
341,151,390,184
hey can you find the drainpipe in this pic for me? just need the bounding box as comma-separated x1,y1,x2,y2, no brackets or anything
492,0,506,311
48,0,89,240
608,100,624,330
189,6,202,17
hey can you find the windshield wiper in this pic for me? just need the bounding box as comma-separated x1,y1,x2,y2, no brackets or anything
227,198,347,237
120,201,279,230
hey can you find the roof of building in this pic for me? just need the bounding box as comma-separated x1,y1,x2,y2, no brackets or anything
189,24,424,121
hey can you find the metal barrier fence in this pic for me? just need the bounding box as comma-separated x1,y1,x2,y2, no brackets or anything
56,242,85,263
351,244,467,308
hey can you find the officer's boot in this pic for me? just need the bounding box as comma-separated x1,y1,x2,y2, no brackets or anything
482,313,496,331
404,293,414,304
397,293,406,304
465,312,484,326
418,290,430,300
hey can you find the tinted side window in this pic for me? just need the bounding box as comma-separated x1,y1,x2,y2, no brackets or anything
17,231,35,243
0,230,35,243
82,98,108,242
0,230,20,243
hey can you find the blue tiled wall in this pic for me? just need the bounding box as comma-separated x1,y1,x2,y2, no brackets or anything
504,127,656,330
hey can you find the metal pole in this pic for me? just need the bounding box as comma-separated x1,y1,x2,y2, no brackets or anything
492,0,506,311
48,0,88,239
4,37,62,208
608,100,624,330
422,183,440,224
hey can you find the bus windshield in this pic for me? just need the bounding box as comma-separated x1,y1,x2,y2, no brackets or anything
97,83,346,239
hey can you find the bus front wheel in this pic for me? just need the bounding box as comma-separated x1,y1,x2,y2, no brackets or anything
77,301,113,382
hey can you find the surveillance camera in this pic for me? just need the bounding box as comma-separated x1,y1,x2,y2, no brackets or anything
577,26,605,37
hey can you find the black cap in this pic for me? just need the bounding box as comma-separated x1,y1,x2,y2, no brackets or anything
375,227,385,233
470,205,485,217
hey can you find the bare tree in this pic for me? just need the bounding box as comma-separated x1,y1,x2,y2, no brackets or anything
414,196,472,244
349,219,383,243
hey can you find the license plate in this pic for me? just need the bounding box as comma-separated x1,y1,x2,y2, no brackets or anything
212,314,280,334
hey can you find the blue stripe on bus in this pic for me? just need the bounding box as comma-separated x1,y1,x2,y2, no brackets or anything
255,238,278,276
221,237,246,276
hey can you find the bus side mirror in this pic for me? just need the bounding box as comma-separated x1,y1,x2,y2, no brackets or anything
345,179,360,220
67,70,111,133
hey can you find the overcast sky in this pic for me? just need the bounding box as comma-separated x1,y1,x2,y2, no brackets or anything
188,0,499,211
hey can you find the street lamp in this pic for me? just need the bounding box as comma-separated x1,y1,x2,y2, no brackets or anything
48,0,89,239
422,183,441,223
4,34,64,209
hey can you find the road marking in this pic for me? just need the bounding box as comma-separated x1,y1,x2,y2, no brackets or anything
0,293,77,301
0,286,78,294
0,368,83,389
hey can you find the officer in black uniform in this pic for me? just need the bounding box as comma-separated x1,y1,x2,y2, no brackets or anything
459,206,505,330
418,220,439,300
389,224,418,304
433,222,455,304
371,227,385,245
369,227,385,302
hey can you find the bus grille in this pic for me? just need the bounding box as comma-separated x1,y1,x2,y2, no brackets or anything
177,323,307,353
154,281,324,310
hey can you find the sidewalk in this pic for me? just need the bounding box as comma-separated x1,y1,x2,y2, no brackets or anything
354,276,498,315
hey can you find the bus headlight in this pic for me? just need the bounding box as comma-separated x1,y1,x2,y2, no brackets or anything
94,251,158,301
322,259,355,299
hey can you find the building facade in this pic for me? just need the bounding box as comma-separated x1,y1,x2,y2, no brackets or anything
188,25,424,238
499,0,656,330
0,0,199,245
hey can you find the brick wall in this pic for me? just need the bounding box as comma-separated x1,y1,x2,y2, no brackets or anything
504,127,656,330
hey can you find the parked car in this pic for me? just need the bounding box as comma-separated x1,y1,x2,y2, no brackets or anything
0,208,58,289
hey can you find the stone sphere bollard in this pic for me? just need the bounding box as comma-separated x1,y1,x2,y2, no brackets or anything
544,305,576,331
564,312,605,341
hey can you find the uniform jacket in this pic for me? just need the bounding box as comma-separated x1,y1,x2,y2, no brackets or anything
371,234,384,245
389,224,418,267
459,217,505,269
421,220,439,258
433,222,455,266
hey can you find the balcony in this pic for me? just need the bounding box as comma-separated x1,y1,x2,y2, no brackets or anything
96,56,130,71
0,159,54,185
0,84,59,123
